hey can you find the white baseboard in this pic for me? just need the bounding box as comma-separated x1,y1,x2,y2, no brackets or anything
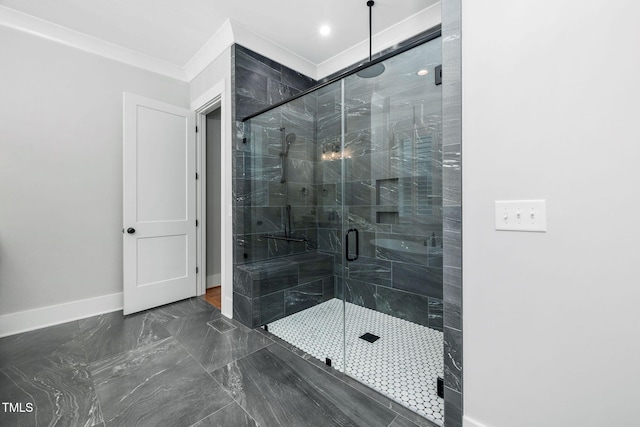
0,292,123,338
206,273,221,289
464,416,489,427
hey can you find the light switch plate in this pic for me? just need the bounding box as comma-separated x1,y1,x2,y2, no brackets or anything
495,200,547,232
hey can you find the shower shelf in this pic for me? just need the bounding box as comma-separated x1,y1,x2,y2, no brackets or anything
260,234,307,243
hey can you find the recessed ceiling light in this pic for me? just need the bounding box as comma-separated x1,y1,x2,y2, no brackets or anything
417,69,429,76
319,25,331,36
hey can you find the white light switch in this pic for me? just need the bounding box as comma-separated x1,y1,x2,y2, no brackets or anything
495,200,547,232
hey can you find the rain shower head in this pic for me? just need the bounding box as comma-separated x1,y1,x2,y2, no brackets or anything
357,63,385,78
356,0,385,79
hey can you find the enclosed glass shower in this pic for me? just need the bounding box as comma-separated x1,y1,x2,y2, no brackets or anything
235,35,443,424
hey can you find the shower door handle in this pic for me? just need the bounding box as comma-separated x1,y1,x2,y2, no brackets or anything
345,228,359,262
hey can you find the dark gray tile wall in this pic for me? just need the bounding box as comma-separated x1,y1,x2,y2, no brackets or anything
232,44,317,266
234,253,334,328
442,0,464,425
232,44,318,326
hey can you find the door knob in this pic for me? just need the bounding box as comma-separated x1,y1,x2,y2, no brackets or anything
127,227,136,234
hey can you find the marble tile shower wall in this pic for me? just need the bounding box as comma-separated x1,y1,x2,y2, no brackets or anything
441,1,464,425
231,42,444,333
231,45,319,327
233,44,317,265
316,66,444,331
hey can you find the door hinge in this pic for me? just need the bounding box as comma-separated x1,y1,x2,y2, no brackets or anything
196,219,199,227
195,173,199,180
435,64,442,85
196,266,199,274
196,126,199,133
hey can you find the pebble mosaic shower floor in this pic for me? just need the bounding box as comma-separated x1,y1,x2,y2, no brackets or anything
267,298,444,425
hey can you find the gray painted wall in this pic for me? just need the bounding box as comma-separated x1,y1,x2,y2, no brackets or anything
0,26,189,316
461,1,640,426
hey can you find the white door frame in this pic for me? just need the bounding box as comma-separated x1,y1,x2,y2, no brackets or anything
191,80,233,319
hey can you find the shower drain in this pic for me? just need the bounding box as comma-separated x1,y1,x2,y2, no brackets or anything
359,332,380,343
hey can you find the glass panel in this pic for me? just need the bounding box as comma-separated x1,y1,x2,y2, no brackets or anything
240,36,443,425
341,38,444,424
241,81,346,371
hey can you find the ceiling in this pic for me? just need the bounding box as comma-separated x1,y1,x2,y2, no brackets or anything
0,0,439,69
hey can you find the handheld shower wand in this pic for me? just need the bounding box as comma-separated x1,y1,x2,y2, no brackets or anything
279,131,296,183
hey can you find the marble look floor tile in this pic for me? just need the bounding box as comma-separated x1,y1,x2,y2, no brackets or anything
164,311,272,373
0,320,82,369
191,402,260,427
389,415,424,427
211,344,397,427
0,352,102,427
78,310,171,363
332,373,440,427
90,337,232,427
147,296,217,324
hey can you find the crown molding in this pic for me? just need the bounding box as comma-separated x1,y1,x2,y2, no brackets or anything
0,4,441,84
0,5,187,81
316,2,442,79
183,19,235,81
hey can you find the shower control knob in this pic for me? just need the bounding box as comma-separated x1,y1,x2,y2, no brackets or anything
127,227,136,234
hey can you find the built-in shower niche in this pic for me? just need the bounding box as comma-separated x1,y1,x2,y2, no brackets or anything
376,212,399,224
375,178,399,224
233,253,334,327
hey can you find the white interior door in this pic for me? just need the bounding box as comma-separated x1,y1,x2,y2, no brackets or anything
123,93,196,315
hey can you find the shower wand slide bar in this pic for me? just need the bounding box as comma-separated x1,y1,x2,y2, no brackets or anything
260,234,307,243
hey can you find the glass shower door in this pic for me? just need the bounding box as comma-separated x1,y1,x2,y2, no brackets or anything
241,34,443,425
340,38,445,424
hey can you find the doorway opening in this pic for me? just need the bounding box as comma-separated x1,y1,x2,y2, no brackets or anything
203,108,222,309
193,80,232,319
